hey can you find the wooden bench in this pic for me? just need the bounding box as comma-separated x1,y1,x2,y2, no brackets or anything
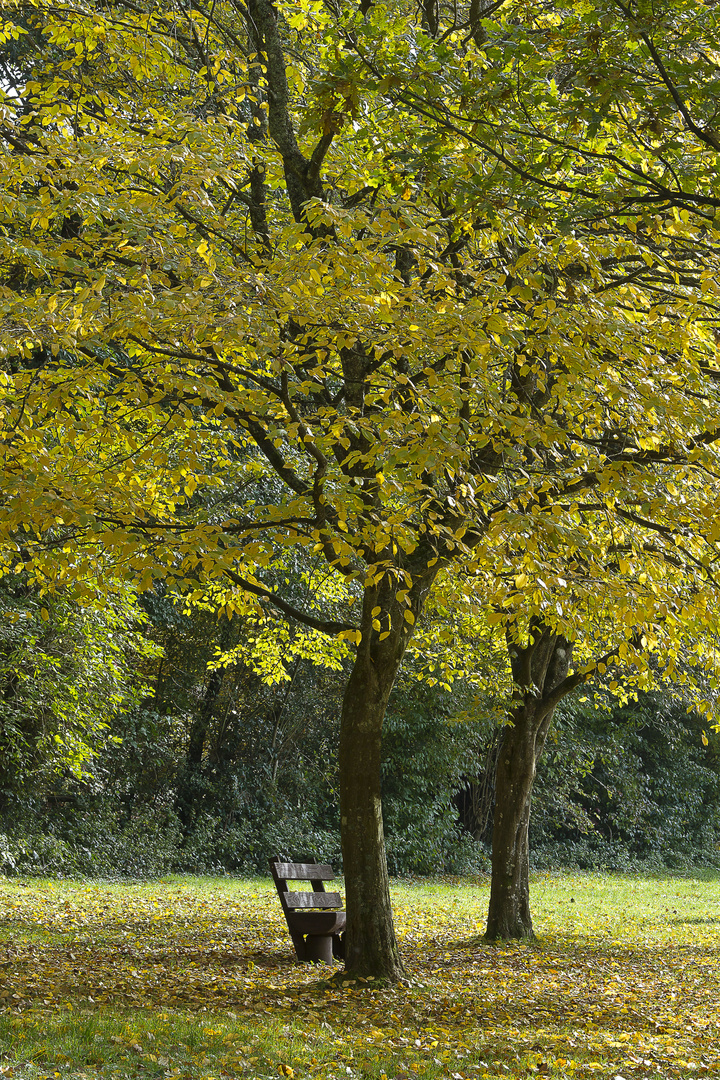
269,857,346,964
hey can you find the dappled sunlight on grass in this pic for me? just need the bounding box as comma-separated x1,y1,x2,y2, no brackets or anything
0,873,719,1079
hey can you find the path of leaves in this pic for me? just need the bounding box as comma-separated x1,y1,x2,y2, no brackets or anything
0,876,719,1080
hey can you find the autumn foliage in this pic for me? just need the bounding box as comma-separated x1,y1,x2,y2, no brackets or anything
4,0,720,970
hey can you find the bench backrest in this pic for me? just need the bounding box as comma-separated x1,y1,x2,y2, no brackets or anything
269,857,343,912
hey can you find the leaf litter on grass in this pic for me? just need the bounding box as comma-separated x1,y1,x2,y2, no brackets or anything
0,874,719,1080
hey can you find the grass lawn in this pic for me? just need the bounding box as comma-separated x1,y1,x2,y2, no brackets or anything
0,870,718,1080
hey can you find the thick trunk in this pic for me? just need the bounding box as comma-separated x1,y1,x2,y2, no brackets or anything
338,572,434,980
486,701,549,939
339,648,404,979
485,625,574,941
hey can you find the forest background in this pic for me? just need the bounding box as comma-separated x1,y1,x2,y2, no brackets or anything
1,578,719,882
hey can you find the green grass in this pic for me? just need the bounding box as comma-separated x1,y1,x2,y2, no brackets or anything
0,871,719,1080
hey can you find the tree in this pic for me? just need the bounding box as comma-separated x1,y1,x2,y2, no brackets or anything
0,576,154,815
2,0,720,970
330,0,720,937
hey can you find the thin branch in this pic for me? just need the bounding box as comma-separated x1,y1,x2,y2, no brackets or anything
614,0,720,151
223,567,356,636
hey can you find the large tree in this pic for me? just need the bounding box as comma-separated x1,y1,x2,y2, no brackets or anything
318,0,720,939
2,0,720,970
329,0,720,938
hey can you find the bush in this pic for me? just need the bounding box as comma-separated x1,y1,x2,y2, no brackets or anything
0,829,80,876
530,690,720,870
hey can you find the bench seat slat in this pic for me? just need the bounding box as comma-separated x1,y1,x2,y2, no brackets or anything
284,891,343,909
287,910,346,934
273,862,335,880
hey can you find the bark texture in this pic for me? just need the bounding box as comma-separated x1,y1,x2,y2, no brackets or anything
486,623,576,940
338,572,434,979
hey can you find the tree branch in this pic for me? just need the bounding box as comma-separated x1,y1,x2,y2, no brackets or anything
223,567,356,635
614,0,720,151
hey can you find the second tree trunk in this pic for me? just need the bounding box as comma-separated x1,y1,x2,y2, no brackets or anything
486,624,574,940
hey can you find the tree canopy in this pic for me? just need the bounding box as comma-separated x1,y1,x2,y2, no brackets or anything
2,0,720,970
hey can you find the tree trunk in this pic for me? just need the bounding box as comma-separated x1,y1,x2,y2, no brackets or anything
338,570,435,980
339,646,404,979
175,616,234,832
486,699,549,939
485,624,574,940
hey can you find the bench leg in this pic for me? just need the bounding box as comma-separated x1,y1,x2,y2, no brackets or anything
332,933,345,961
303,934,334,964
290,931,306,961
